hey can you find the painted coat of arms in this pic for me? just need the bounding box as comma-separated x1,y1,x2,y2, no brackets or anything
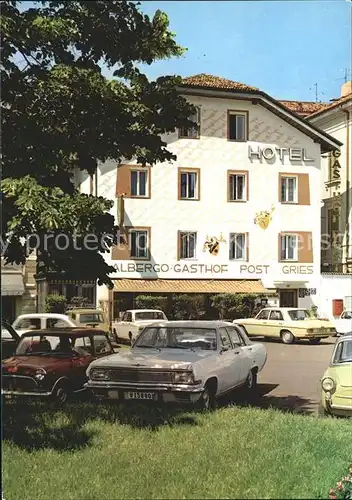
254,205,275,230
203,234,226,255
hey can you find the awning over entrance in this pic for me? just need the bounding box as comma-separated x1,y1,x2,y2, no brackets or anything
1,273,25,296
113,279,273,294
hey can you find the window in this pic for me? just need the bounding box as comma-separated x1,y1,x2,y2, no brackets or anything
46,319,71,328
179,170,199,200
93,334,113,355
74,336,93,356
281,176,297,203
229,233,247,260
228,111,247,141
179,107,200,139
122,312,132,322
228,173,247,201
135,311,165,320
179,231,197,259
129,229,149,259
269,310,284,321
131,170,148,197
226,326,245,346
257,310,270,320
219,327,233,349
1,324,14,340
280,234,298,261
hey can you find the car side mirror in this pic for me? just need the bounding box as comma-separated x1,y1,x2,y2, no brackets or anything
220,346,229,354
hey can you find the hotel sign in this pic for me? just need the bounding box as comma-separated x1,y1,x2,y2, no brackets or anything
248,145,314,162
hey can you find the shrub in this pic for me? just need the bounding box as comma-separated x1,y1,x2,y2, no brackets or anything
172,294,206,320
210,293,262,320
45,294,67,314
135,295,168,312
328,465,352,499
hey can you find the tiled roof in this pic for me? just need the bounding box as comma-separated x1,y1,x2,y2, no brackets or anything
181,74,259,92
113,279,273,294
308,92,352,118
279,100,330,117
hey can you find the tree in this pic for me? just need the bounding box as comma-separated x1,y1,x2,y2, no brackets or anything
1,1,195,286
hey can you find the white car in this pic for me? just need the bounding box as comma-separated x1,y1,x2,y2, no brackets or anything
333,310,352,336
12,313,76,336
112,309,168,343
85,320,267,409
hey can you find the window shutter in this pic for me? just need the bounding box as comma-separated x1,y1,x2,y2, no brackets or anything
278,233,282,261
116,164,131,197
111,227,130,260
298,174,310,205
297,232,313,262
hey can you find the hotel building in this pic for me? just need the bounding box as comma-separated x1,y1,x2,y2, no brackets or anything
77,74,341,320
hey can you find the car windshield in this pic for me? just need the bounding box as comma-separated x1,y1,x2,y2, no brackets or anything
133,327,217,350
134,311,165,320
79,313,103,323
16,335,79,357
287,309,310,321
333,340,352,364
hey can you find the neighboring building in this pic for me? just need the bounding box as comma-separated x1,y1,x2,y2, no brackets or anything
77,73,341,320
279,100,329,118
307,81,352,274
1,256,37,322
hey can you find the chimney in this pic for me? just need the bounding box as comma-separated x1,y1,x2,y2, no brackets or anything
341,81,352,97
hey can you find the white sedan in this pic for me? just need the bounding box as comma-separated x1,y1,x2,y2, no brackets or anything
12,313,76,336
85,320,267,410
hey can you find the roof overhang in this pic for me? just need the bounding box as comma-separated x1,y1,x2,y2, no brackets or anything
113,279,275,294
177,85,343,154
308,98,352,122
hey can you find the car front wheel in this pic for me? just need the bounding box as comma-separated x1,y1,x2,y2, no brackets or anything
52,383,70,404
281,330,295,344
198,384,217,411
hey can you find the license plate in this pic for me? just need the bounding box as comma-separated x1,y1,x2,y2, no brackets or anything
125,391,156,401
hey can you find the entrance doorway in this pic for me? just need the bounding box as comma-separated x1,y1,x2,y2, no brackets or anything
279,289,298,308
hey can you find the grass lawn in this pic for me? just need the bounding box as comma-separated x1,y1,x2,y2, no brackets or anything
2,399,352,500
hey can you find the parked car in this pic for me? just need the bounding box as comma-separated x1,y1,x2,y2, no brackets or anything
12,313,76,336
66,308,110,334
85,320,267,410
112,309,168,343
2,328,114,403
320,334,352,417
332,310,352,336
233,307,336,344
1,321,20,359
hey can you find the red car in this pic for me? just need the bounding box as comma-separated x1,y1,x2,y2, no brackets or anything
2,328,114,404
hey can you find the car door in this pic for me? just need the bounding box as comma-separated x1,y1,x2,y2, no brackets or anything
267,310,284,338
70,336,96,390
250,309,271,337
217,327,243,394
118,311,132,340
1,322,20,359
225,326,251,383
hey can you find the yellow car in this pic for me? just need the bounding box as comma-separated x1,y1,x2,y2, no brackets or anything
66,308,112,338
320,335,352,417
234,307,336,344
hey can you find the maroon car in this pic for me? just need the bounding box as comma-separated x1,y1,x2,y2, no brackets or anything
2,328,114,403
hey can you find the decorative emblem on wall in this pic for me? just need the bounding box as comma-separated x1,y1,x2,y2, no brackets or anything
254,205,275,230
203,234,226,256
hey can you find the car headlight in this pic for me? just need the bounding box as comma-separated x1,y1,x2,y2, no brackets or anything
322,377,336,393
90,368,111,381
172,371,195,384
34,370,46,381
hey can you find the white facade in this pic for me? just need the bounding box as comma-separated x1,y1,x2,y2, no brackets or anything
78,80,341,312
320,274,352,318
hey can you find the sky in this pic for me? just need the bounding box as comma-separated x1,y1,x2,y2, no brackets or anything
103,0,351,103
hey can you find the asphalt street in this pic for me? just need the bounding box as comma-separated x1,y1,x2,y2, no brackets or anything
253,337,336,414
